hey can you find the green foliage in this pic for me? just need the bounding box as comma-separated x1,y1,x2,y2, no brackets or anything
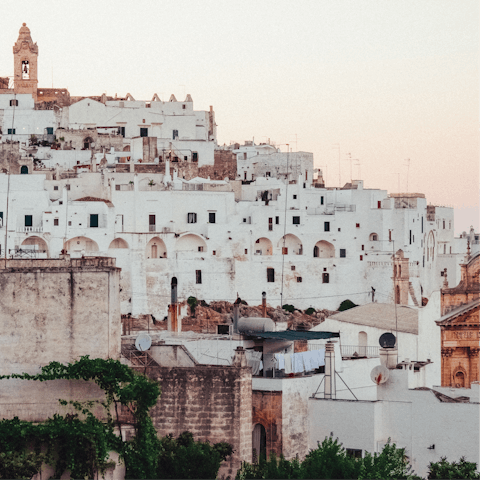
187,296,198,316
200,299,209,307
305,307,316,315
0,450,45,479
282,304,296,313
0,356,161,479
427,456,480,479
236,437,419,480
157,431,233,479
338,299,358,311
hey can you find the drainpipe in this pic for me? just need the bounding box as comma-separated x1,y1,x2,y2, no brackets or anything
262,291,267,318
324,342,336,399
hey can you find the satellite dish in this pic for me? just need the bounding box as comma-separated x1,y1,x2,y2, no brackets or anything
379,332,396,348
371,365,390,385
135,333,152,352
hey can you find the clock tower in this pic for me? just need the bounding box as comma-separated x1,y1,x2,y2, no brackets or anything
13,23,38,102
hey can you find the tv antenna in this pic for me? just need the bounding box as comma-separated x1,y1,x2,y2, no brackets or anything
135,332,152,352
370,365,390,385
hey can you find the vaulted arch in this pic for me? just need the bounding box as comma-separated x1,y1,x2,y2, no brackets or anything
65,236,99,253
313,240,334,258
109,238,129,249
254,237,272,256
175,233,207,253
21,236,48,257
278,234,303,255
146,237,167,258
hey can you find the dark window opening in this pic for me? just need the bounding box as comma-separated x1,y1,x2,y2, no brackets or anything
275,216,279,225
140,128,148,137
149,215,155,232
293,216,300,225
282,247,288,255
356,223,360,228
184,156,188,161
245,249,248,254
293,195,297,199
188,213,197,223
297,277,302,283
340,249,346,258
54,186,59,191
20,165,28,174
24,215,32,227
360,255,363,261
198,246,204,252
10,99,18,107
119,126,125,137
173,129,179,140
324,222,330,232
7,129,15,134
322,272,329,283
267,268,275,282
209,212,216,223
90,214,99,228
66,184,70,191
116,185,121,190
346,449,362,458
54,218,59,226
46,127,54,135
192,152,198,162
377,201,381,209
196,270,202,284
321,196,324,205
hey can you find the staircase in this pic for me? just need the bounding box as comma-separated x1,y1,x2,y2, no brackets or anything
408,282,419,307
121,344,160,369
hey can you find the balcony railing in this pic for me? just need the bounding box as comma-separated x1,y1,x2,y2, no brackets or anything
17,226,43,233
340,345,379,358
149,225,156,232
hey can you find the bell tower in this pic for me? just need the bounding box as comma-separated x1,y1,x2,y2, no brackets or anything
13,23,38,101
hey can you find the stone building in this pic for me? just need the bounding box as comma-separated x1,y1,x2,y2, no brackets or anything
437,250,480,388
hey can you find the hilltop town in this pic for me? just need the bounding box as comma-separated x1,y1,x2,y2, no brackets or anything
0,24,479,479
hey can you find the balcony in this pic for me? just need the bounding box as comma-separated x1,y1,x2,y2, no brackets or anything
17,226,43,234
340,345,379,359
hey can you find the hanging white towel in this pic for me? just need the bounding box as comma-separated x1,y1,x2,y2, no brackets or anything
292,353,304,373
315,348,325,367
284,354,292,374
302,351,315,370
275,353,285,370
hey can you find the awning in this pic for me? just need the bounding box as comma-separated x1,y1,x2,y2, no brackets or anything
248,331,340,341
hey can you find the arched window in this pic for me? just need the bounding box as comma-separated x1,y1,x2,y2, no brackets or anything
454,371,465,388
358,331,367,356
252,424,266,462
20,165,28,174
369,233,378,241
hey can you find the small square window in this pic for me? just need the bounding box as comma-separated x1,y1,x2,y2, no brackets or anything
54,186,59,191
323,267,327,272
293,195,297,199
338,228,341,232
59,201,63,205
115,185,120,190
187,213,197,223
196,270,202,284
243,218,246,222
293,216,300,225
291,266,295,271
54,218,59,226
356,223,360,228
266,172,271,177
297,277,302,283
140,127,148,137
198,246,204,252
282,247,288,255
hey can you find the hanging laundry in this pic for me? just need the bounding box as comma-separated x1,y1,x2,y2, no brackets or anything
284,354,292,374
274,353,285,370
291,353,305,374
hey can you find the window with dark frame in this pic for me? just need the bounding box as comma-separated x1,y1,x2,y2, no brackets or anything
192,152,198,162
140,128,148,137
54,218,59,226
195,270,202,284
340,249,346,258
297,277,302,283
321,196,324,205
324,221,330,232
275,216,279,225
187,213,197,223
322,272,329,283
209,212,216,223
89,214,99,228
293,216,300,225
173,129,179,140
267,268,275,282
24,215,32,227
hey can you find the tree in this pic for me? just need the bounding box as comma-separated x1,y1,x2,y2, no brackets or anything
157,431,233,479
338,299,357,311
427,456,480,479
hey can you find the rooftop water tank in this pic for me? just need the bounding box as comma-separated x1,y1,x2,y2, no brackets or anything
237,317,275,334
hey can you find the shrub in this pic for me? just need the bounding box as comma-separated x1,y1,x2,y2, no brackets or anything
428,456,480,479
338,299,358,311
282,304,295,313
305,307,316,315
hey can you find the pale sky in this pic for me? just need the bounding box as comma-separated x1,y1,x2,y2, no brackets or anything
1,0,478,234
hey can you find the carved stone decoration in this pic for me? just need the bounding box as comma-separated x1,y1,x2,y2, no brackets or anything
441,348,454,357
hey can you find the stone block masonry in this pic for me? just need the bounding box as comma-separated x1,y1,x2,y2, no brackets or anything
148,364,252,478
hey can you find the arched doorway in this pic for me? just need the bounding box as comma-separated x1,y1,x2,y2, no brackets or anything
313,240,334,258
65,236,99,256
278,234,303,255
254,237,273,256
358,331,367,357
21,236,48,258
146,237,167,258
20,165,28,174
252,423,266,462
454,370,465,388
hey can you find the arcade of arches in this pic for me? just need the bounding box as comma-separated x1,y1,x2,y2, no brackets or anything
437,252,480,388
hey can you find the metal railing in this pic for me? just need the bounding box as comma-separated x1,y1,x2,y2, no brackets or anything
17,226,43,233
340,345,379,358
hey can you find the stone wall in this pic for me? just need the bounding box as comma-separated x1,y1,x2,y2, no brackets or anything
0,142,33,174
0,256,121,375
57,129,124,153
147,363,252,478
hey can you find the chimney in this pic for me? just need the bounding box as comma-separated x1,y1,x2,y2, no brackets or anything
324,342,336,399
261,291,267,318
232,346,247,367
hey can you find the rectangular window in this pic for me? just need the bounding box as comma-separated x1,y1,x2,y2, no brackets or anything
7,129,15,134
275,216,279,225
209,212,216,223
212,250,216,256
196,270,202,284
46,127,54,135
356,223,360,228
297,277,302,283
68,220,71,226
192,152,198,162
243,152,247,160
361,245,364,250
24,215,32,227
187,213,197,223
245,249,248,254
322,272,330,283
266,172,271,177
198,246,204,252
9,100,18,107
346,449,362,459
409,230,412,244
149,214,155,232
293,195,297,199
267,268,275,282
324,222,330,232
54,218,59,226
282,247,288,255
360,255,363,261
66,184,70,191
54,186,59,190
173,129,179,140
140,128,148,137
340,249,346,258
321,196,324,205
293,216,300,225
184,156,188,161
291,266,296,271
443,220,445,229
119,126,125,137
89,214,99,228
421,217,424,233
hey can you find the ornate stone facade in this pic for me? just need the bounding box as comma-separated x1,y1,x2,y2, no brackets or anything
437,252,480,388
13,23,38,101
